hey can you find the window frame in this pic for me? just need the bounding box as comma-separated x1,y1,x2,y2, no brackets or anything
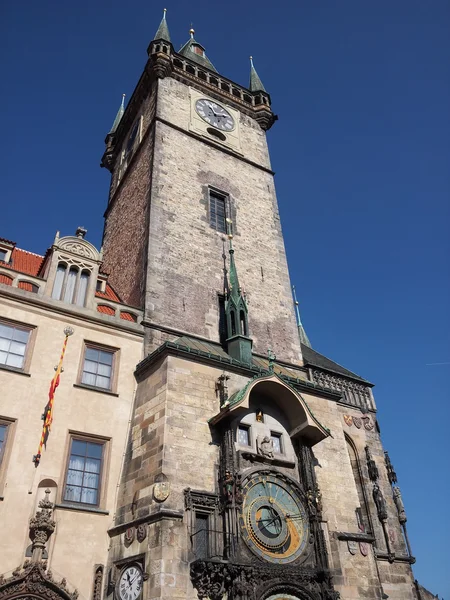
118,115,143,182
208,188,229,234
237,424,251,447
0,318,36,374
60,431,111,511
52,262,91,307
270,431,284,455
77,341,119,394
0,417,17,499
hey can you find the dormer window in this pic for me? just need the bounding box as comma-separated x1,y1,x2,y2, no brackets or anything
192,44,205,57
52,263,90,307
0,250,7,263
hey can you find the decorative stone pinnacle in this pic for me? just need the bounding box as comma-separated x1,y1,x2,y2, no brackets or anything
75,226,87,239
29,488,56,563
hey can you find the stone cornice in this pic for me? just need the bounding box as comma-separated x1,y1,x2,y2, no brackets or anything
135,339,343,402
107,508,184,538
0,285,144,337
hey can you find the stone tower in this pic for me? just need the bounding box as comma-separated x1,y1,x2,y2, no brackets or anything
100,11,421,600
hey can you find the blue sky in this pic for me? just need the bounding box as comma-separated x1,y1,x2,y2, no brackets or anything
2,1,449,594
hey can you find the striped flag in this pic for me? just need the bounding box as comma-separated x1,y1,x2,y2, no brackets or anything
33,327,74,467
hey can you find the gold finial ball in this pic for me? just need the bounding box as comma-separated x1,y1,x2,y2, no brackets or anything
189,27,195,36
228,234,233,240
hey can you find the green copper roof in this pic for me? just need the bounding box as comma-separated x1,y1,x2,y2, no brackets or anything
179,30,217,72
249,56,266,92
228,244,242,303
109,94,125,134
153,8,171,42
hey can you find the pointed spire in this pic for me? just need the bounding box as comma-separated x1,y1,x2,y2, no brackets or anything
179,27,218,72
228,240,241,303
109,94,125,134
292,285,311,348
153,8,171,42
249,56,266,93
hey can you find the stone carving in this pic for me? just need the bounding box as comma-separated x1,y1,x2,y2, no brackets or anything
58,239,98,260
216,373,230,408
313,369,372,409
343,415,353,427
0,562,78,600
365,446,379,482
184,488,219,511
190,560,339,600
393,486,407,524
347,540,358,555
372,484,388,521
352,416,362,429
223,470,234,504
256,435,274,459
136,524,147,543
362,416,374,431
124,527,135,546
384,451,397,485
153,481,170,502
92,565,103,600
29,489,56,562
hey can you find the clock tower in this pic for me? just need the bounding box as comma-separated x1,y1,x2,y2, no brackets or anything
101,11,419,600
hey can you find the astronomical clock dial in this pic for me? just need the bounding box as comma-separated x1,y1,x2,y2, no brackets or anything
116,564,143,600
195,98,235,131
239,474,309,564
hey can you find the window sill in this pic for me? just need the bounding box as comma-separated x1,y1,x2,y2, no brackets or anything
0,363,31,377
55,502,109,515
73,383,119,397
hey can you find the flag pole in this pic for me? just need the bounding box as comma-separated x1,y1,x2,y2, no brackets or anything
32,326,74,468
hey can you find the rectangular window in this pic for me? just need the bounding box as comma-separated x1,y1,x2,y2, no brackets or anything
63,437,105,506
81,345,115,390
0,322,31,369
237,425,251,446
195,513,209,559
209,191,227,233
0,424,9,465
271,432,283,454
0,250,7,262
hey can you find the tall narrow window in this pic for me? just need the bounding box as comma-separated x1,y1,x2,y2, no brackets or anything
75,271,89,306
346,436,371,533
194,513,209,559
52,263,66,299
0,424,9,465
64,267,78,303
270,432,283,454
63,437,104,506
0,322,31,369
209,191,227,233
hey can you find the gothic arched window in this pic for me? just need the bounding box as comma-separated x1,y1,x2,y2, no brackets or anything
345,435,372,533
52,263,90,307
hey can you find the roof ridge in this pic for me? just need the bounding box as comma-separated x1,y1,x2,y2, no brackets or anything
15,247,45,259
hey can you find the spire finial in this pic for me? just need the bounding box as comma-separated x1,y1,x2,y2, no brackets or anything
109,94,126,134
292,285,311,348
189,27,195,38
152,9,171,43
249,55,267,93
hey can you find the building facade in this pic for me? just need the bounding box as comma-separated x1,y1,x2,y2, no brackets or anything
0,11,439,600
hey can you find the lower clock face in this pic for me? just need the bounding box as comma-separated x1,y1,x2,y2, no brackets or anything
240,474,309,564
117,564,143,600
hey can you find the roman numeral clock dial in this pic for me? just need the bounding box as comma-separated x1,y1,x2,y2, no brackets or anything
195,99,235,132
116,564,143,600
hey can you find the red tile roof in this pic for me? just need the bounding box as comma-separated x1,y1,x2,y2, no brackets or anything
1,247,45,277
95,284,121,302
0,273,13,285
1,241,128,307
97,304,116,316
119,311,137,322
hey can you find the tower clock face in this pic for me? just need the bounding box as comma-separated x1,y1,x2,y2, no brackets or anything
116,564,143,600
240,474,309,564
195,99,235,131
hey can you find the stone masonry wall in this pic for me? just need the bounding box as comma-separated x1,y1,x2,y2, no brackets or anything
145,77,302,364
101,87,156,308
